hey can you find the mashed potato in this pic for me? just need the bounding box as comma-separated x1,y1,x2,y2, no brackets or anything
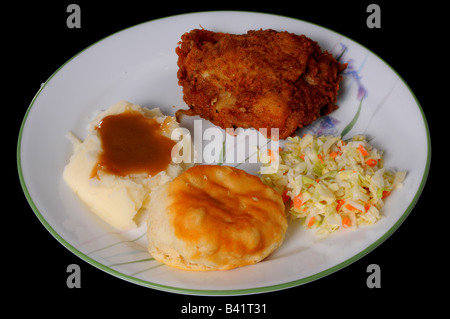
63,101,191,230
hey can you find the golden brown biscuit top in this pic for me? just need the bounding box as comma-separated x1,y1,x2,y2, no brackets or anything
166,165,287,267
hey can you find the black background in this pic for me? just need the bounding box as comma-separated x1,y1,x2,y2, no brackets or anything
10,0,442,316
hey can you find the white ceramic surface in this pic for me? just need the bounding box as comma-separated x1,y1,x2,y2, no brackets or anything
18,11,430,295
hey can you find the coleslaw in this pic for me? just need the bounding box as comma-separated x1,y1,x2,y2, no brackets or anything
259,134,406,236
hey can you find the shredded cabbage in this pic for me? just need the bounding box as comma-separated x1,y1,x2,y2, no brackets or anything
259,134,406,236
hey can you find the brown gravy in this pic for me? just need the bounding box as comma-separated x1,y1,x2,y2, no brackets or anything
91,111,175,178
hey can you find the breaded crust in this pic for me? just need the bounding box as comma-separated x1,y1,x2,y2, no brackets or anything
146,165,288,271
176,29,346,139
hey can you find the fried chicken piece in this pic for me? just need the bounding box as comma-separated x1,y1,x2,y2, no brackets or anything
176,29,346,139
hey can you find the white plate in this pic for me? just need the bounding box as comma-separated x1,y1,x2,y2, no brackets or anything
17,11,430,295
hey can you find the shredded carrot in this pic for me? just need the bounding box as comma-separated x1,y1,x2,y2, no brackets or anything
382,190,391,199
358,144,369,156
330,151,338,158
281,189,290,203
267,149,276,163
345,203,364,213
364,203,371,212
318,154,324,163
366,158,377,167
307,216,315,228
300,154,305,160
336,199,345,212
293,193,303,209
342,217,351,228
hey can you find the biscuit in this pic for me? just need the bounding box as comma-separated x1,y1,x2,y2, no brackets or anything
146,165,287,271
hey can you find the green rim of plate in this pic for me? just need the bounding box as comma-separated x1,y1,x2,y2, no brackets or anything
16,11,431,296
